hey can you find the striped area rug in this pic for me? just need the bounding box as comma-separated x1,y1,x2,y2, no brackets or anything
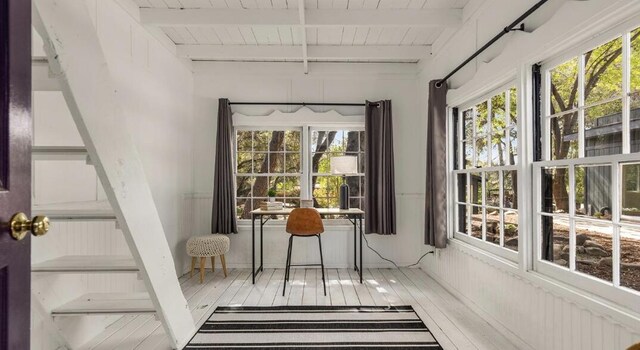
185,305,443,349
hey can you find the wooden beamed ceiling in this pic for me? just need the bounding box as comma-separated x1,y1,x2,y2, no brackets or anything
133,0,469,71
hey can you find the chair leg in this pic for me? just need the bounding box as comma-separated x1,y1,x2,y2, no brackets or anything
190,257,196,278
211,256,215,273
220,255,228,277
199,257,206,283
286,235,294,282
283,235,293,296
317,234,327,296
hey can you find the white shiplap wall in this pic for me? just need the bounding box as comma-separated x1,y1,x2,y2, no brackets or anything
422,241,640,350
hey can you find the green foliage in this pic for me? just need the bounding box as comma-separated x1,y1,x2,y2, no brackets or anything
267,188,276,197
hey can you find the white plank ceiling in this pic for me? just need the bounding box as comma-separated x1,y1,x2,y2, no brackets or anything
134,0,470,69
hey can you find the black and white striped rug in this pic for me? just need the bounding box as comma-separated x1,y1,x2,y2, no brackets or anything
184,305,443,349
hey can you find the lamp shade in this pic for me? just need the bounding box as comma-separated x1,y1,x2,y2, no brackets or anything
330,156,358,175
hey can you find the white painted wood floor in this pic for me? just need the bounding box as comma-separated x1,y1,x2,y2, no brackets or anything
81,268,520,350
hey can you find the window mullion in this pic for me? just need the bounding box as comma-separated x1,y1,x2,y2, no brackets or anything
623,32,631,154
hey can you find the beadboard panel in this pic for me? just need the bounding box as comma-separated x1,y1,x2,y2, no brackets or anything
181,193,427,274
421,240,640,350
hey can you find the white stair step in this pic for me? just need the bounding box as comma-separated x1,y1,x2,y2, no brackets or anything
32,146,89,161
51,293,155,316
32,255,138,273
32,57,61,91
32,201,117,221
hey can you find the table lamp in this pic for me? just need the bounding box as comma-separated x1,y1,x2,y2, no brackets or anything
330,156,358,209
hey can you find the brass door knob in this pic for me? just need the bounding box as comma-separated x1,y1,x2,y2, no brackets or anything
8,212,50,240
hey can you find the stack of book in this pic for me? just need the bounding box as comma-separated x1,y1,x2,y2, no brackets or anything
260,201,284,210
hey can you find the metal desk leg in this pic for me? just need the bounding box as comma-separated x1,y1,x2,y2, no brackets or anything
359,215,363,283
252,214,256,284
260,216,264,273
353,216,357,272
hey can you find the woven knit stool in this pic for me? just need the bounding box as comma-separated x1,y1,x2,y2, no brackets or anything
187,234,230,283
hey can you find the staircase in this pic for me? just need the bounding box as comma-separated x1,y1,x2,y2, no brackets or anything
30,0,195,348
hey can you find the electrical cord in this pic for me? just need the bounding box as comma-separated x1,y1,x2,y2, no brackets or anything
362,234,434,269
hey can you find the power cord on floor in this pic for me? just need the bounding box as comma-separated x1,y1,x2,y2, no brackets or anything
362,234,435,268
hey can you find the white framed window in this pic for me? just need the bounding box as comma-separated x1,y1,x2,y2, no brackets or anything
233,114,366,220
534,23,640,306
234,128,302,219
452,84,520,260
310,128,366,211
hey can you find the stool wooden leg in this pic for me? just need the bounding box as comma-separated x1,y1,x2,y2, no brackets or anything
199,257,206,283
211,256,215,273
190,257,196,278
221,254,228,278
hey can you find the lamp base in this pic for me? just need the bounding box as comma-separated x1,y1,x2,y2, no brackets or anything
339,183,350,210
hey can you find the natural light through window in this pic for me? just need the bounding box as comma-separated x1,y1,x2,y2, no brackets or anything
537,26,640,293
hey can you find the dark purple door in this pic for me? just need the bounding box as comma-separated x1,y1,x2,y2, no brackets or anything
0,0,32,349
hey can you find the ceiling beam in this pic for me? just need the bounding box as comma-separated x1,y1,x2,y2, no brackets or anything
298,0,308,74
139,8,462,28
176,44,431,61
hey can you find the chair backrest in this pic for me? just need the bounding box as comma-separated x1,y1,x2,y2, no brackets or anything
286,208,324,236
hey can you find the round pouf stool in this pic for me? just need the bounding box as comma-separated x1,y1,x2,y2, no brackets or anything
187,234,230,283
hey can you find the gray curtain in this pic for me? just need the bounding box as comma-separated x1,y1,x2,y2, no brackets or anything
425,81,448,247
211,98,238,234
365,100,396,235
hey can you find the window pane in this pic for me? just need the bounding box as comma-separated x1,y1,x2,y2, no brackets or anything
584,37,623,106
313,175,340,208
485,171,500,207
284,176,301,197
254,131,271,151
329,130,345,151
503,170,518,209
486,209,500,245
632,27,640,93
476,101,488,136
621,163,640,224
575,165,612,220
509,87,517,125
237,152,252,173
237,131,252,152
236,176,254,198
312,152,330,173
237,198,250,219
550,113,579,160
457,173,468,203
345,131,360,153
457,204,468,234
285,130,301,151
575,220,612,283
508,128,518,165
346,176,360,197
463,109,473,140
584,99,623,157
491,130,507,166
359,131,366,152
620,226,640,291
504,212,518,251
491,93,506,131
252,176,270,197
475,137,488,167
285,153,300,173
541,167,570,214
540,215,570,268
550,58,579,114
270,153,284,173
463,141,473,169
253,152,267,173
358,152,365,173
311,131,327,152
470,172,482,205
470,207,483,239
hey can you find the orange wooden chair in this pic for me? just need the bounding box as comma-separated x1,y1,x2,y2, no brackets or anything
283,208,327,296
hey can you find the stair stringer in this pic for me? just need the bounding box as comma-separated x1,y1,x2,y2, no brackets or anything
33,1,195,348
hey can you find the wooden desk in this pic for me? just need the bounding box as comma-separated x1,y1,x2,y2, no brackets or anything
250,208,365,284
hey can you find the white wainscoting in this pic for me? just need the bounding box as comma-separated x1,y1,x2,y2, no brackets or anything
181,193,427,275
421,240,640,350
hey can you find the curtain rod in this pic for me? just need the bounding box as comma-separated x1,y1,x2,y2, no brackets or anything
229,102,376,107
435,0,549,88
